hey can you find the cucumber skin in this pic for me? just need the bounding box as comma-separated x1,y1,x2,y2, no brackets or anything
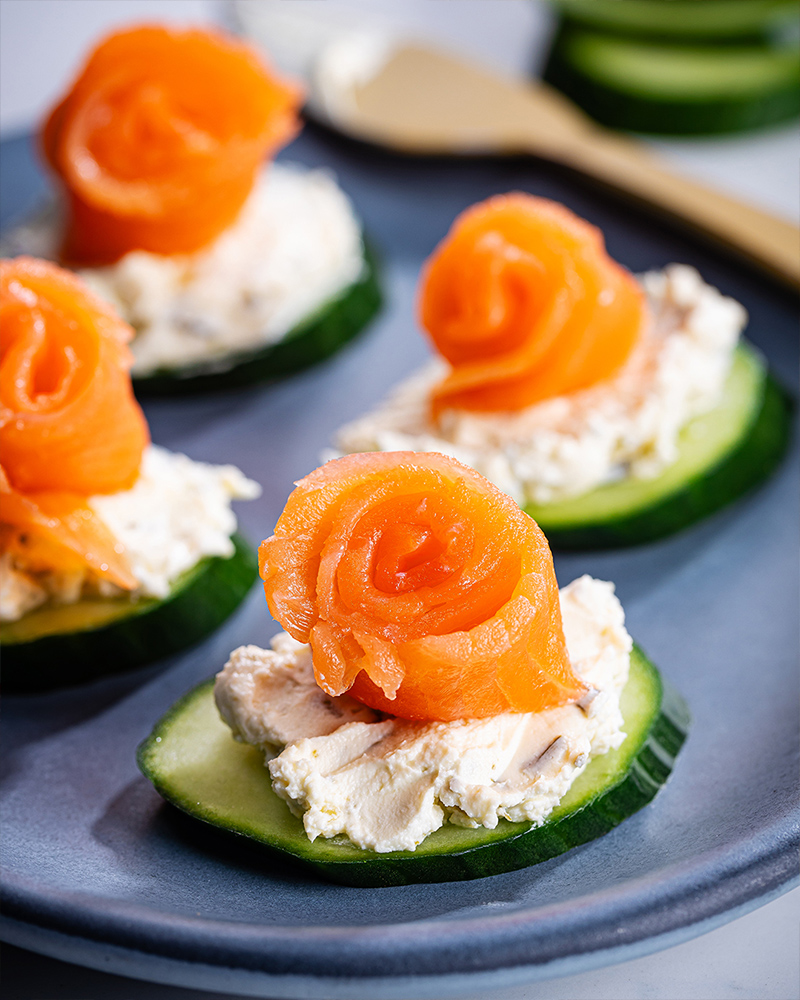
133,247,381,396
528,373,792,551
543,32,800,135
1,534,258,693
552,0,800,42
137,647,689,887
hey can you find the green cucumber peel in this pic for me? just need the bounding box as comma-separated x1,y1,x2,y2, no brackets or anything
552,1,800,42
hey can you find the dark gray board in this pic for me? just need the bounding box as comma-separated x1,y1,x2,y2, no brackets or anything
1,125,798,998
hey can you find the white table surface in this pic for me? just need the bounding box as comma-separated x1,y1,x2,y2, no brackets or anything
1,2,797,998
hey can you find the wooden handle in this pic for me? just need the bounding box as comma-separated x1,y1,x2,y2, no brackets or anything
535,128,800,288
347,44,799,286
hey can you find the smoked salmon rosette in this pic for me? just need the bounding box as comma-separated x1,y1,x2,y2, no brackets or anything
43,24,302,265
260,451,586,721
420,193,647,416
335,194,787,549
0,257,260,690
0,256,147,587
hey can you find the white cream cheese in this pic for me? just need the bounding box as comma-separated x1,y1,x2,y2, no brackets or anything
89,445,260,599
0,553,48,622
0,445,260,621
1,164,366,376
335,265,745,505
214,575,631,853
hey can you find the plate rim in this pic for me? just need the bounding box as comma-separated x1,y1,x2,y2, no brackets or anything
2,821,798,978
1,882,797,1000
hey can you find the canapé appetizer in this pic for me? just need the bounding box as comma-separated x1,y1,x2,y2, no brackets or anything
335,195,789,548
2,25,380,393
138,452,688,886
0,258,259,690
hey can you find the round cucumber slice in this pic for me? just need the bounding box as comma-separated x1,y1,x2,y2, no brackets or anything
552,1,800,42
137,646,688,887
1,534,258,692
133,246,382,395
526,344,792,550
544,28,800,134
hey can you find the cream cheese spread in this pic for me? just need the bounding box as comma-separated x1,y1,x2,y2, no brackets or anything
0,445,260,621
1,164,366,376
215,575,631,853
0,553,48,622
335,265,745,506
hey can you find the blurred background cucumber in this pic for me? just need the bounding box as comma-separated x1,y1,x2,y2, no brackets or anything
544,0,800,134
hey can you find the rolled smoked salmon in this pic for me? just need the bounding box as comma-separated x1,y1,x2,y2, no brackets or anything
43,25,302,265
0,470,137,590
260,452,585,721
0,257,148,586
420,194,647,416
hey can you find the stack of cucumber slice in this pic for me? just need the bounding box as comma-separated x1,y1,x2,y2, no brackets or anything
544,0,800,134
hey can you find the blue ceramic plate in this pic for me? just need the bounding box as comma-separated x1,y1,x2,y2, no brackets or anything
1,127,797,999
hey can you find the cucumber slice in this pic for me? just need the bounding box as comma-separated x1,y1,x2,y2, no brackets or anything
552,1,800,42
526,344,791,550
137,646,688,887
1,534,258,692
133,247,381,396
544,28,800,134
